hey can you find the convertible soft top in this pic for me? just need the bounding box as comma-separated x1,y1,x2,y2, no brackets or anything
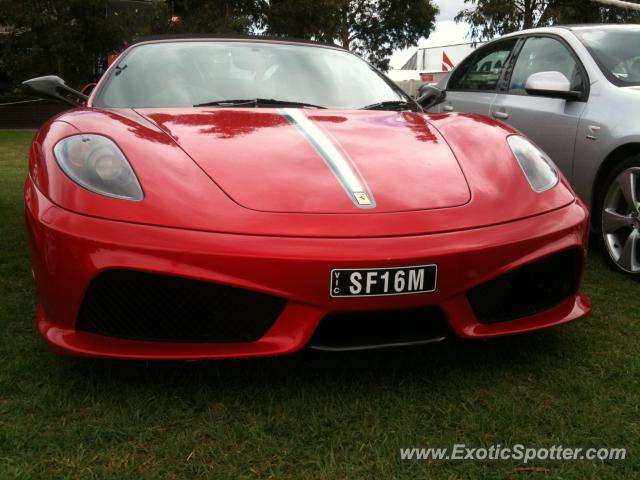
130,33,346,50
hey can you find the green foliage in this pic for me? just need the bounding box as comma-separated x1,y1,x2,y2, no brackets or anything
456,0,640,41
0,0,169,89
0,0,436,91
168,0,265,34
454,0,546,41
553,0,640,24
265,0,438,70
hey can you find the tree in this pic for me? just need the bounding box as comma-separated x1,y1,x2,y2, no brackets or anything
455,0,640,41
264,0,439,71
167,0,264,34
0,0,437,92
0,0,169,89
554,0,640,23
454,0,549,41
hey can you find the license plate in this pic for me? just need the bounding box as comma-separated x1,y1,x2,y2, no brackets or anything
330,265,437,298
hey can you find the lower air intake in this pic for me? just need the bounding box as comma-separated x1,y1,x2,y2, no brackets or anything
467,249,581,324
76,270,286,343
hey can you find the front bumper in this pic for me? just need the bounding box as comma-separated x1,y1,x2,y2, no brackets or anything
26,178,591,360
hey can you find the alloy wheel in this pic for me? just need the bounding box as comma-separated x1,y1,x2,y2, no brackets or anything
602,167,640,273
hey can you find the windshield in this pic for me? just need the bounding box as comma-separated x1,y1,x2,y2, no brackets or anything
575,27,640,87
94,41,410,109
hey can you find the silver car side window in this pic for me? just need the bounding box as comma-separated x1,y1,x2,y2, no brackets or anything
509,37,585,96
448,39,517,92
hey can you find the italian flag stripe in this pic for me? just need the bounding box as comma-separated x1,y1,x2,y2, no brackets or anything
281,108,374,208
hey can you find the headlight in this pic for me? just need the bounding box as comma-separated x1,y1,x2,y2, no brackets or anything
53,134,144,201
507,135,558,193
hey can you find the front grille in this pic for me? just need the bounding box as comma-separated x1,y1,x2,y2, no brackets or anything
309,306,449,351
76,270,287,343
467,249,581,324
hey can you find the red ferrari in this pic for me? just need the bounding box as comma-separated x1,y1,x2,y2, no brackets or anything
23,36,591,359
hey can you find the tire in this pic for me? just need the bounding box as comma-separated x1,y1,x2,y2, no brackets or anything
594,155,640,279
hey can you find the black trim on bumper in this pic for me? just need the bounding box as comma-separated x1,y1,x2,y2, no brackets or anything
309,306,449,351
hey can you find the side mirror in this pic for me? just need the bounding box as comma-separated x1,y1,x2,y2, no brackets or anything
417,85,446,110
524,71,581,101
22,75,88,107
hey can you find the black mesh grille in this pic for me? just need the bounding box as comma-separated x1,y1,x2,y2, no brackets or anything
76,270,287,343
467,249,581,324
309,306,449,350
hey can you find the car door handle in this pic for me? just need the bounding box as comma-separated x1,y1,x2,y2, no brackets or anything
492,110,509,120
443,105,454,112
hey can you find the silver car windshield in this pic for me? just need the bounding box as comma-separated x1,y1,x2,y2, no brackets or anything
575,28,640,87
93,41,409,109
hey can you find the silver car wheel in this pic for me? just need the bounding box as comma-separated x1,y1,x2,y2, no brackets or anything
602,167,640,273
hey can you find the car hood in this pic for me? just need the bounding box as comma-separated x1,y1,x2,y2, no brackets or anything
135,108,471,214
38,108,577,238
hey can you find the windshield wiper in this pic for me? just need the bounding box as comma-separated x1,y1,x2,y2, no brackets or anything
194,99,257,107
194,98,326,109
361,100,418,112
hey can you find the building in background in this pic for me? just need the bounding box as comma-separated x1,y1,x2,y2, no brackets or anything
388,42,480,97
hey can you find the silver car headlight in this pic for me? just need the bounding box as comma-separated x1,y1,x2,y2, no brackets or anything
507,135,558,193
53,134,144,201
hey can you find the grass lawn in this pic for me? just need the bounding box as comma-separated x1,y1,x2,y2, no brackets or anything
1,129,638,479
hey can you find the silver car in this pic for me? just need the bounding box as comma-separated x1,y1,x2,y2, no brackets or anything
426,25,640,278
